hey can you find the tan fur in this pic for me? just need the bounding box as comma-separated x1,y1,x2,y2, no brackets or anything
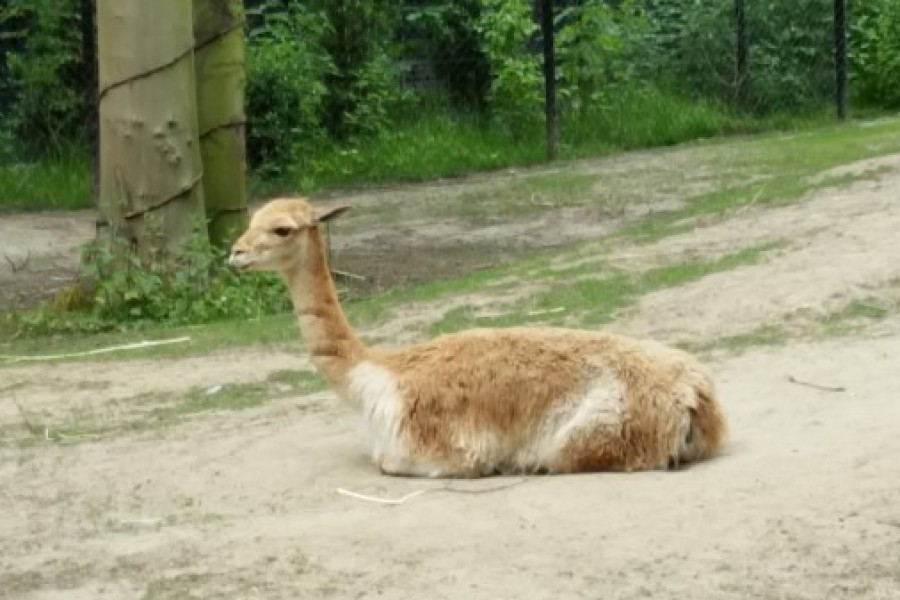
230,198,727,478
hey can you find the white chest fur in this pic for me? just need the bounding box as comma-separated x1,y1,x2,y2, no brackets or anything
346,361,404,461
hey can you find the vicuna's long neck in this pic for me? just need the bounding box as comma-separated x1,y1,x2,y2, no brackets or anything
282,227,366,389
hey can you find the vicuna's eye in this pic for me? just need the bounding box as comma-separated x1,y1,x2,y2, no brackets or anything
272,227,294,238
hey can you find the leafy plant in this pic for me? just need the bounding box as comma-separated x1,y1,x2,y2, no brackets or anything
0,0,87,155
850,0,900,108
555,0,648,112
244,2,333,176
643,0,833,113
400,1,490,107
310,0,403,140
15,227,291,336
476,0,543,137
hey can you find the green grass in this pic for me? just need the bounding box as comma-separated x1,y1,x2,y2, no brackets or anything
620,118,900,242
296,113,547,192
691,288,900,355
428,242,783,335
6,114,900,361
245,88,846,199
695,325,792,354
2,369,324,445
1,89,888,213
0,147,92,211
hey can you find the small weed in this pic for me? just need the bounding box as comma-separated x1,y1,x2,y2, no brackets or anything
694,325,792,354
143,572,210,600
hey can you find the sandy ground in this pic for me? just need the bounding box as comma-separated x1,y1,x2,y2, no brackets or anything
2,152,900,598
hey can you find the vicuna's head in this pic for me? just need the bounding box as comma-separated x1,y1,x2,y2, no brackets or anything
228,198,350,272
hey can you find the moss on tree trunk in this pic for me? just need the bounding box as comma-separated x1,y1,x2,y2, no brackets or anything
193,0,248,248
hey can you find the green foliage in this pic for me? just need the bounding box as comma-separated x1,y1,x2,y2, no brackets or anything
400,1,489,107
555,0,647,111
746,0,833,112
15,229,291,336
475,0,543,137
850,0,900,108
0,0,86,156
311,0,402,140
561,86,736,153
244,0,402,176
7,0,900,216
0,145,90,211
645,0,833,113
244,2,333,175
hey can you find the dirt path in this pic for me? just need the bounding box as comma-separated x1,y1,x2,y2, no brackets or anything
2,333,899,599
3,146,900,598
609,162,900,345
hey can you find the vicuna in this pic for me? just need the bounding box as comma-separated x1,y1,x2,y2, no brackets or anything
229,198,727,478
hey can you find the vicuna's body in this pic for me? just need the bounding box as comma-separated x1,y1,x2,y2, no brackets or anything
230,198,727,478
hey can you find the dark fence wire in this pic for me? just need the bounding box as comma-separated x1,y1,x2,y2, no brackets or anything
0,0,857,177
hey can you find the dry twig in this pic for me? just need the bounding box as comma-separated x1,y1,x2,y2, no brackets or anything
11,396,41,440
1,336,191,364
787,375,846,393
4,252,30,273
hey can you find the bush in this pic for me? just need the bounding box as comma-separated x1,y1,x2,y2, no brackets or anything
399,1,490,108
0,0,86,156
476,0,543,138
850,0,900,109
556,0,648,112
311,0,402,141
245,2,333,176
15,228,291,336
644,0,833,113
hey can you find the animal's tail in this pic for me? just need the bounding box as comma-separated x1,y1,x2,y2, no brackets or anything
677,364,727,465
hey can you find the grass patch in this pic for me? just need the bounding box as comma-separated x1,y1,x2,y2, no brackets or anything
818,297,898,337
428,242,783,335
150,369,324,422
0,314,298,365
1,369,324,446
620,118,900,242
283,89,844,196
692,288,900,355
694,325,792,354
0,147,92,211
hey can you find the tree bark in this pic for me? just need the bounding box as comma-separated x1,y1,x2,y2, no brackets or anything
96,0,207,266
193,0,249,248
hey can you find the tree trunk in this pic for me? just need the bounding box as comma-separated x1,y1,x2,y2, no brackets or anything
193,0,249,248
96,0,206,266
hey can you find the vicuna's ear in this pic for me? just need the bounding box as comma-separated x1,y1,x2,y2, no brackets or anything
314,204,351,224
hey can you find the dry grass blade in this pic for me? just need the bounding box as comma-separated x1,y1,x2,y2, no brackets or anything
11,396,41,440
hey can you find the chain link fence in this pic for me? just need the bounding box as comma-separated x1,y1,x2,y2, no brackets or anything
0,0,874,190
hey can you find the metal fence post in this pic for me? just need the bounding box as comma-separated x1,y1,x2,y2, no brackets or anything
81,0,99,202
834,0,848,119
540,0,558,161
734,0,749,108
